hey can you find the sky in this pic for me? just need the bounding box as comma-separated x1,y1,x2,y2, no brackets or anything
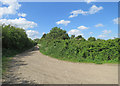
18,0,119,2
0,0,119,40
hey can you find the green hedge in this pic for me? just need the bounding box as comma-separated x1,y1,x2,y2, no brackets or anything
2,25,35,51
2,25,36,73
39,38,119,64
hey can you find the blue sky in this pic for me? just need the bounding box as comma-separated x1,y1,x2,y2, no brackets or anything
0,0,118,40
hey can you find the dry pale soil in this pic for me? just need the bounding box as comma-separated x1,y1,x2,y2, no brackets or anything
2,46,118,84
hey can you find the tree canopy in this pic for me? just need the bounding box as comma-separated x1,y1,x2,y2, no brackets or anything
75,35,83,39
43,27,70,40
88,37,96,41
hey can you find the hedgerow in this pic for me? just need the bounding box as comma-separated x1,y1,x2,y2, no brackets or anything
2,25,34,54
2,25,35,57
2,25,35,73
38,27,120,64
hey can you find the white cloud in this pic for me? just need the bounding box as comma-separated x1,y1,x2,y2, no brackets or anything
69,5,103,18
89,5,103,14
68,29,83,37
113,18,120,24
0,0,21,18
69,10,88,18
26,30,40,39
18,13,27,17
95,23,104,27
77,25,89,30
102,30,111,34
56,20,70,26
84,0,96,3
0,18,37,29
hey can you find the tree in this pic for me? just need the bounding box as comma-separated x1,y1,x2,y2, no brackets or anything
88,37,96,41
44,27,70,40
41,33,46,39
97,39,102,41
75,35,83,39
34,38,40,45
61,34,70,40
81,38,86,41
71,35,75,39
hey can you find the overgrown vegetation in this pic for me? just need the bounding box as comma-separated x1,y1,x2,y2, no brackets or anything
2,25,35,73
38,27,120,64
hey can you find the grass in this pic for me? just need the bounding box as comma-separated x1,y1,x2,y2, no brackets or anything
2,49,20,74
2,56,12,73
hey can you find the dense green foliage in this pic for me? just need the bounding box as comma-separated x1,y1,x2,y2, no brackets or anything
2,25,35,57
2,25,35,73
38,27,120,64
2,25,34,51
71,35,75,39
42,27,70,40
88,37,96,41
75,35,83,39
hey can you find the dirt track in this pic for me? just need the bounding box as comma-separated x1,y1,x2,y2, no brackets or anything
3,46,118,84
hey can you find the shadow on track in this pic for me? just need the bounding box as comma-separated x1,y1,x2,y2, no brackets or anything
2,46,38,84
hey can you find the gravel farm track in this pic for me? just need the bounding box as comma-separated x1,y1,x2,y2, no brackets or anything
2,46,118,84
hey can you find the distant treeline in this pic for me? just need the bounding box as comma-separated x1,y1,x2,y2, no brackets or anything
2,25,35,57
38,27,120,64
